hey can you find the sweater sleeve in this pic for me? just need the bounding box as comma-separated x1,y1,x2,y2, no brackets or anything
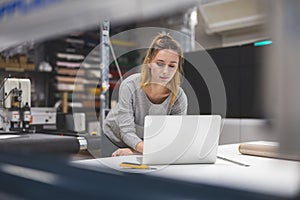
117,82,142,150
170,88,188,115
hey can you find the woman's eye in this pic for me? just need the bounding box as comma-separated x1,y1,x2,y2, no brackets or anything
169,65,175,68
156,62,165,67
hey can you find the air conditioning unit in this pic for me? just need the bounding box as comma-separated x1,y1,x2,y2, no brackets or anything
199,0,266,35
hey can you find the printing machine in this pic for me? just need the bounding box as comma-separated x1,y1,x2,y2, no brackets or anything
0,78,31,132
0,77,87,154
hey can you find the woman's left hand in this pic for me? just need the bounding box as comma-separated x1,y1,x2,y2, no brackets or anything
112,148,140,157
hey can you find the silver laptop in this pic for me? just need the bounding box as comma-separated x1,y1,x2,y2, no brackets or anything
142,115,221,165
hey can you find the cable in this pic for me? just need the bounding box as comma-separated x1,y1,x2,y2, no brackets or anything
0,76,12,103
0,77,8,90
0,112,5,120
108,39,123,82
0,89,14,102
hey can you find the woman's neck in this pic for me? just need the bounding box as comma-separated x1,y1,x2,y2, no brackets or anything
149,83,169,93
143,83,170,104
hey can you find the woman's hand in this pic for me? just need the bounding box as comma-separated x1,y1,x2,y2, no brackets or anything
111,141,144,157
136,141,144,153
112,148,140,157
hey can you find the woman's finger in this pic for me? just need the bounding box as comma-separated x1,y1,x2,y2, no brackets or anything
112,149,120,157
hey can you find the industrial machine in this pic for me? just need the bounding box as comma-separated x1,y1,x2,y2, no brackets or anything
0,77,88,157
0,77,86,134
0,78,31,132
0,78,57,132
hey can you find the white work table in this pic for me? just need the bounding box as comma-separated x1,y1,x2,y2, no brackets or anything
73,143,300,199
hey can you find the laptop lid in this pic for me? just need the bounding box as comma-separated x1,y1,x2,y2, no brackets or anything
142,115,221,165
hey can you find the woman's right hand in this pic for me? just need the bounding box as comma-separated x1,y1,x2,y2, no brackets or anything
136,141,144,153
112,148,140,157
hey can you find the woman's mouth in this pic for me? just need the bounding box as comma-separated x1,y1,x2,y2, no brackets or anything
160,76,169,80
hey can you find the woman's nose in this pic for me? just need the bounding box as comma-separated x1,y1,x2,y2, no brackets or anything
162,65,168,73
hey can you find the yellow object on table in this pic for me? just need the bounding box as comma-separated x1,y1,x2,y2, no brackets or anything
119,162,156,170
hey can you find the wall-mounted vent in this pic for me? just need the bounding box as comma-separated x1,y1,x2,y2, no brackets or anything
199,0,266,35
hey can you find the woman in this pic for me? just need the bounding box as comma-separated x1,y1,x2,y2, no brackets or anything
102,33,188,157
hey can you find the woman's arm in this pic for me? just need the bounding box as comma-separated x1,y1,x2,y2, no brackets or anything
117,81,143,150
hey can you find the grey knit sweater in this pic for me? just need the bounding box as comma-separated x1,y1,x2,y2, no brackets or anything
103,73,188,150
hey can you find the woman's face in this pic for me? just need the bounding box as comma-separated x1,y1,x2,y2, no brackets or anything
149,49,179,85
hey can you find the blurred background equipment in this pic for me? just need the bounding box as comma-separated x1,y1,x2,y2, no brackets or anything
264,0,300,158
0,78,31,131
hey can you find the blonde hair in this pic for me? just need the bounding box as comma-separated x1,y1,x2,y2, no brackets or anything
140,33,184,106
